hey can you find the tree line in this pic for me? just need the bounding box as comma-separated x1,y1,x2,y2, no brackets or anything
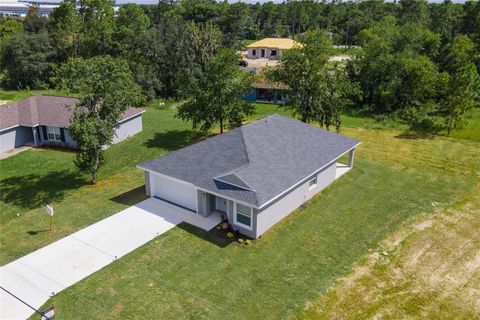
1,0,479,100
0,0,479,183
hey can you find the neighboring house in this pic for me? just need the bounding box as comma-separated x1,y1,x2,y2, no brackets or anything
246,38,299,60
244,72,289,104
242,38,299,103
138,114,360,239
0,95,145,153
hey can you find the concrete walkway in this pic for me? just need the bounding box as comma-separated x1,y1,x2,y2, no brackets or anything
0,147,34,160
0,198,221,320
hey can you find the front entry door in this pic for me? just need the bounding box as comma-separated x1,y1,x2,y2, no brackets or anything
215,196,227,213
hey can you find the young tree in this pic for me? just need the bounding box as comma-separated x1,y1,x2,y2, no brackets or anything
267,29,356,131
56,56,145,184
443,63,480,135
177,48,254,133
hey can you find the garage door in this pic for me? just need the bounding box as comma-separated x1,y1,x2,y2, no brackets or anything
152,174,197,212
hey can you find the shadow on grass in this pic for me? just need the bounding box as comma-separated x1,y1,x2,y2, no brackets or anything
144,130,208,151
0,170,87,210
395,132,435,140
177,222,231,248
27,229,50,236
110,186,148,206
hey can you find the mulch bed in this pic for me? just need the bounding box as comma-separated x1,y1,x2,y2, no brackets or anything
209,220,254,248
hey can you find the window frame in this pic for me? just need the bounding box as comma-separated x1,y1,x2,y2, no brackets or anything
47,126,62,141
308,175,318,190
234,202,253,231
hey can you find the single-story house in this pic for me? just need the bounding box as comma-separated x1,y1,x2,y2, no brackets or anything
138,114,360,239
243,72,289,104
0,95,145,153
246,38,300,60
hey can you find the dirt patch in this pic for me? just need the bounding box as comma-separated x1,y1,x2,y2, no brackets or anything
303,187,480,319
414,219,433,231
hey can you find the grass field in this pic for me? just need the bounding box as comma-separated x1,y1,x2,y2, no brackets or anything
0,89,74,104
303,186,480,320
27,155,478,319
0,94,478,319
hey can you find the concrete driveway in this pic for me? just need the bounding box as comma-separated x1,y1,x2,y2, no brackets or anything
0,198,221,320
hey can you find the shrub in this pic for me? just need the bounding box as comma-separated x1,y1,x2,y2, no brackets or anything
238,238,244,244
226,232,234,238
245,239,252,245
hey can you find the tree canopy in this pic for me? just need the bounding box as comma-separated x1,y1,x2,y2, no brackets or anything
177,48,254,133
267,30,357,132
56,56,145,184
0,0,479,136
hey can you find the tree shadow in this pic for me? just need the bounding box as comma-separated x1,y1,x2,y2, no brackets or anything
144,130,209,151
110,186,148,206
395,132,435,140
0,170,87,211
176,222,231,248
27,229,50,236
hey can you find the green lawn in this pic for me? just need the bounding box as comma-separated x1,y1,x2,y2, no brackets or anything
0,97,478,319
441,109,480,141
0,89,74,104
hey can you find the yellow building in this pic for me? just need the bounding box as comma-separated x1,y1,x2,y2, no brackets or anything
246,38,300,60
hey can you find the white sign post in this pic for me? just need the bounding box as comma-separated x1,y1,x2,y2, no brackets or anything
45,204,54,231
40,306,55,320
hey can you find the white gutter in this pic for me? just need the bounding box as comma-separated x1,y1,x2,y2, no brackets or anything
0,124,40,133
118,110,146,123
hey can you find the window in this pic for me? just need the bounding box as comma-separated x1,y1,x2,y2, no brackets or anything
252,49,256,56
235,203,252,229
309,176,317,189
270,50,277,56
47,126,62,141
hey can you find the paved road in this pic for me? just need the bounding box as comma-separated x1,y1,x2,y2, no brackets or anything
0,198,221,320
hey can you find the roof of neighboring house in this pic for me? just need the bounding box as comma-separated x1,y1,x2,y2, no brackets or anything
0,95,144,131
247,38,300,50
138,114,360,208
252,72,289,90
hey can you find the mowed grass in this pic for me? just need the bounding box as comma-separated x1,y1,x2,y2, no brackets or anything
0,89,74,104
0,96,478,318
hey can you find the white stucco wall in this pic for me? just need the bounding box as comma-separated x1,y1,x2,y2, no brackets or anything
112,114,143,145
255,161,337,238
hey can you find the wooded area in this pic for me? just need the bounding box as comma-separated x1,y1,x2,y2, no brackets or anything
0,0,479,134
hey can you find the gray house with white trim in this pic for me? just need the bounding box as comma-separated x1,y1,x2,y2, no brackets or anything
138,114,360,239
0,95,144,153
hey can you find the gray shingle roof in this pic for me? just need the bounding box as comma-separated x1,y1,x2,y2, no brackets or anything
0,95,144,131
138,114,360,207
